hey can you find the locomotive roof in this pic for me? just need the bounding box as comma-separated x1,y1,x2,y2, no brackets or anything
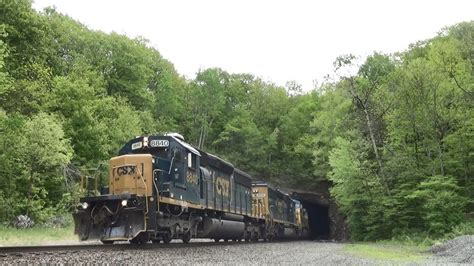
119,135,255,184
199,150,234,174
252,180,294,200
119,135,200,156
252,180,269,186
170,136,200,156
234,168,252,179
234,168,253,187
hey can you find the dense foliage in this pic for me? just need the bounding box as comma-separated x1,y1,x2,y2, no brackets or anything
0,1,472,239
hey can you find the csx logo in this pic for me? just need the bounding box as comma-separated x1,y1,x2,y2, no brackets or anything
215,177,230,197
116,166,136,176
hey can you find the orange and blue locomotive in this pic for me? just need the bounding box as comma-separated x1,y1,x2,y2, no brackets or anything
73,133,308,244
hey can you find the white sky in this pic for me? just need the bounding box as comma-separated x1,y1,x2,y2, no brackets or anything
33,0,473,90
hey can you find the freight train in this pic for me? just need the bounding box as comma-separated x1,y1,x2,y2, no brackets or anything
73,133,309,244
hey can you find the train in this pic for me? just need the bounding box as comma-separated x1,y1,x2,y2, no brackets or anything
73,133,309,244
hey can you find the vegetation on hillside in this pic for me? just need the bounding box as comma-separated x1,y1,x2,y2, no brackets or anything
0,0,472,240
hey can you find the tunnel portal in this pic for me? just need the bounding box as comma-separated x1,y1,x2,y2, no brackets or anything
304,202,330,240
291,188,348,241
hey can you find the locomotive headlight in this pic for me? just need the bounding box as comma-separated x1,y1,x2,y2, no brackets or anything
81,202,89,210
121,200,128,207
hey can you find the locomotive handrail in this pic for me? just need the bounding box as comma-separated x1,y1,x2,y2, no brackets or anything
136,166,149,215
79,163,106,196
152,169,161,210
153,154,175,175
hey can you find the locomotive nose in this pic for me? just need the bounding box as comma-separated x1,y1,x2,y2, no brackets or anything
109,154,153,197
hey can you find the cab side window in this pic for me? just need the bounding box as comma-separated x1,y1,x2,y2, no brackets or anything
187,153,197,170
186,153,199,187
173,147,182,163
172,147,185,187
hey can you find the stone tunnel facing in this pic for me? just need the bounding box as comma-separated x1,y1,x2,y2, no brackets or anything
292,188,348,241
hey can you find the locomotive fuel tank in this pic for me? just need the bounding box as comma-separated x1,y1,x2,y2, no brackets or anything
197,217,245,239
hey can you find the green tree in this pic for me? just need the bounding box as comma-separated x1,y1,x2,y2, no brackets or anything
334,53,396,193
276,92,319,186
0,112,72,222
408,175,467,236
0,0,54,114
310,84,353,180
213,109,266,174
190,68,228,149
328,137,386,240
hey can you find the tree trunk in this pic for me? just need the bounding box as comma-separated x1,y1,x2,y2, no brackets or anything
198,126,204,149
346,77,389,193
27,168,34,216
436,139,445,176
363,106,389,192
432,81,445,176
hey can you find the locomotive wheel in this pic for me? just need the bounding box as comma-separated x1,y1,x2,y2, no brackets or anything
182,231,191,244
263,233,271,242
101,240,114,245
130,239,145,245
130,232,150,245
163,235,172,244
130,237,147,245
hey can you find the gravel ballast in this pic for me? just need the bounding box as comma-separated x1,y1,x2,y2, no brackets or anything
2,237,473,265
0,241,377,265
429,235,474,264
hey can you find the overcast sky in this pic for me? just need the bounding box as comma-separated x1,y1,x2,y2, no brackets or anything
33,0,473,90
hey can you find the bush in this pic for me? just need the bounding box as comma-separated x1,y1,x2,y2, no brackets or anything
0,192,18,223
408,175,467,237
440,220,474,241
45,215,70,228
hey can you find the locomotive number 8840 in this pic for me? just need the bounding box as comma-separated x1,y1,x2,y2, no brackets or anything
73,133,309,244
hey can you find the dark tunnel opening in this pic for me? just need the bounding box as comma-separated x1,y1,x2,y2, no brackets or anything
303,202,330,240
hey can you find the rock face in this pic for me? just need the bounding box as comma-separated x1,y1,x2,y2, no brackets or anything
11,215,34,229
430,235,474,264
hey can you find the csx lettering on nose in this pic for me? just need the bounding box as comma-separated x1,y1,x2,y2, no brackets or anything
117,166,136,176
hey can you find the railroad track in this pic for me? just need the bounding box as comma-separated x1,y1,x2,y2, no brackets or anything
0,240,257,255
0,244,108,255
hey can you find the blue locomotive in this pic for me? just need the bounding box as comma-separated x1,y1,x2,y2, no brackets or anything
73,133,308,244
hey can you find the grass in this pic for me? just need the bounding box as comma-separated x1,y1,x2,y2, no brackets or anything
344,219,474,263
344,242,428,263
0,224,77,246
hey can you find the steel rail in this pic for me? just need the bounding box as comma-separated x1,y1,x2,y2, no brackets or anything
0,240,268,255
